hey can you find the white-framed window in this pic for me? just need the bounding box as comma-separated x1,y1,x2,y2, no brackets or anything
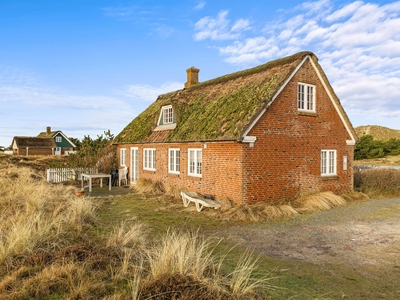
188,148,202,177
143,148,156,171
168,148,180,174
298,82,316,112
321,150,336,176
120,148,127,166
161,105,174,125
55,136,62,142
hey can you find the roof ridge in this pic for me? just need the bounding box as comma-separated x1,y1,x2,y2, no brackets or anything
156,51,315,100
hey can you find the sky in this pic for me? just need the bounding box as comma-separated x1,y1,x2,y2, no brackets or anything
1,0,400,147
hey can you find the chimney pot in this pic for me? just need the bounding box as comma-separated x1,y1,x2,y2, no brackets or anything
46,127,51,135
184,66,200,88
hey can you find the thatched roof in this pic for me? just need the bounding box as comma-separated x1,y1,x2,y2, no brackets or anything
13,137,56,148
37,131,58,138
115,51,356,144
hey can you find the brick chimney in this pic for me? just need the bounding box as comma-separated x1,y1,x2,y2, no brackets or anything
184,66,200,88
46,126,51,135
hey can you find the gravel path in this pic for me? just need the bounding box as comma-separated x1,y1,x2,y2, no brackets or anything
215,198,400,267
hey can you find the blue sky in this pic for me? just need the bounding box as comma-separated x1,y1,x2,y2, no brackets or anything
1,0,400,147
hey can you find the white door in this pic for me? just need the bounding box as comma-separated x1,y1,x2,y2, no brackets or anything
130,147,139,183
55,147,61,155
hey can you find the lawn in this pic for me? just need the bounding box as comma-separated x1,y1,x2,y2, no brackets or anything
94,188,400,299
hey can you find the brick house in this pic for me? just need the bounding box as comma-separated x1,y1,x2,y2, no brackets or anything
12,127,76,156
114,51,357,204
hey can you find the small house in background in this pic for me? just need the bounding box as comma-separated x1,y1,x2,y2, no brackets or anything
114,51,357,204
12,127,76,156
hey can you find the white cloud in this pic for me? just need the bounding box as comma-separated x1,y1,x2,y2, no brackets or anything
193,0,400,128
194,10,250,41
194,1,206,10
120,82,183,101
325,1,364,22
231,19,251,32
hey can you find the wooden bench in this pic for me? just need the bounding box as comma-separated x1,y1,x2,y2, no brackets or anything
180,191,221,212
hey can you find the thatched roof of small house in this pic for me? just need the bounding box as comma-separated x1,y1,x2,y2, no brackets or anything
37,131,58,138
115,51,356,144
13,137,56,148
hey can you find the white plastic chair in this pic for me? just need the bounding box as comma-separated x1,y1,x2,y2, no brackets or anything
118,166,128,186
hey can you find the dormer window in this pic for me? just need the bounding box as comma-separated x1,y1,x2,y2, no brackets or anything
298,82,316,112
163,105,173,124
155,105,176,131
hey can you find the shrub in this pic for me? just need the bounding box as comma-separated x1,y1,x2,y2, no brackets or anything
354,168,400,198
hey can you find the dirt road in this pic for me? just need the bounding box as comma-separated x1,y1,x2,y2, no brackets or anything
218,198,400,267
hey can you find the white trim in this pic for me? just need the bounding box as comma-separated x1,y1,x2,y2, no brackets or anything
157,105,175,126
188,148,202,177
54,131,77,148
297,82,316,113
321,149,337,176
242,55,309,138
242,55,356,145
168,148,181,174
154,123,177,131
307,56,357,144
130,147,139,183
346,140,355,146
120,148,127,166
242,136,257,143
143,148,156,171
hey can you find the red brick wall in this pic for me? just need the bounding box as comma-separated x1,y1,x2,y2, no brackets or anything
243,59,354,204
118,142,244,203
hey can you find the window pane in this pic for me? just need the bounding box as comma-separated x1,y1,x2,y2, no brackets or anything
321,151,326,174
197,150,202,175
298,84,304,109
307,86,314,110
169,150,174,171
176,150,180,172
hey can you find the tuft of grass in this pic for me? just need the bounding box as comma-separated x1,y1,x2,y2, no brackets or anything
292,191,347,213
340,191,370,202
216,202,299,222
132,178,165,195
146,229,213,280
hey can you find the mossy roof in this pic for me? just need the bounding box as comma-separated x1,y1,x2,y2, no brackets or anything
13,137,56,148
37,131,59,138
115,51,356,144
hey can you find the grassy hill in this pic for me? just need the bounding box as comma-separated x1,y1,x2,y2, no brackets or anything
355,125,400,141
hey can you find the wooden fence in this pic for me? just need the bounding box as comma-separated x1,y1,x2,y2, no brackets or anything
46,168,98,183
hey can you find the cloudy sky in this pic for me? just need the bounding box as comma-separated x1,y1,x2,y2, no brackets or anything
1,0,399,147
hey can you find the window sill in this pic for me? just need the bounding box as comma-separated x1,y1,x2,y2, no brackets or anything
298,111,318,117
154,124,176,131
188,174,202,179
168,171,180,175
321,175,339,181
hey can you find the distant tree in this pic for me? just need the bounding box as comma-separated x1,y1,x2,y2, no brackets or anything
355,134,400,160
64,130,117,172
68,137,81,150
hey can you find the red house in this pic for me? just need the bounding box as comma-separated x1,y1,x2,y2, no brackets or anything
114,51,357,204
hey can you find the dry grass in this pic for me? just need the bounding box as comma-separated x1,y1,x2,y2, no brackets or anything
292,191,347,213
340,191,370,202
0,164,96,264
132,177,166,195
354,168,400,198
0,164,270,299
